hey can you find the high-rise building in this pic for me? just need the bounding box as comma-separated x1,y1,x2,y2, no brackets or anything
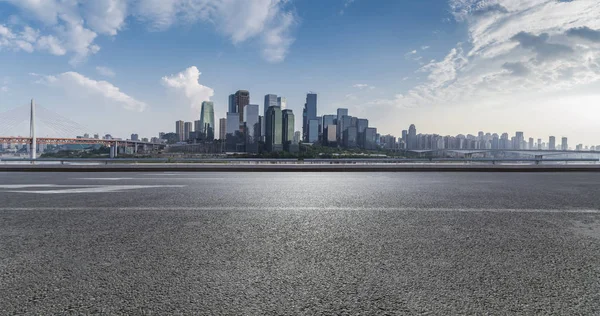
364,127,377,150
219,118,227,140
549,136,556,150
226,112,241,152
293,131,301,144
175,120,184,142
303,93,318,142
263,94,278,140
408,124,417,149
537,138,542,150
357,118,368,148
194,120,202,134
130,134,139,141
200,101,215,140
282,109,295,151
325,125,337,144
244,104,260,153
336,108,348,141
515,131,524,150
228,94,236,113
322,115,336,130
234,90,250,126
265,106,283,152
277,96,287,109
344,126,358,147
184,122,193,140
528,138,534,150
561,137,568,150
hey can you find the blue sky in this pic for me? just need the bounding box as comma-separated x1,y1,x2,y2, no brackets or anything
1,0,600,146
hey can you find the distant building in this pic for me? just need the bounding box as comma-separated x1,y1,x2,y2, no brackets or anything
244,104,260,153
561,137,568,151
549,136,556,150
364,128,377,150
130,134,139,141
219,118,227,140
228,94,236,113
277,96,287,109
282,109,295,151
263,94,278,140
303,93,318,142
234,90,250,127
265,106,283,152
326,125,337,145
293,131,301,144
528,137,534,150
200,101,215,140
226,112,241,152
175,120,184,142
184,122,193,141
408,124,417,149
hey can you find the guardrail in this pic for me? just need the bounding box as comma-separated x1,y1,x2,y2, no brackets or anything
0,157,598,164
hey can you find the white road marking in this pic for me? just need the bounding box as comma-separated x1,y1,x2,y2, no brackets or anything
75,178,135,180
0,184,96,188
0,207,599,213
6,185,186,194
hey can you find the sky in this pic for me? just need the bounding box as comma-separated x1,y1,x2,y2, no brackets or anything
1,0,600,146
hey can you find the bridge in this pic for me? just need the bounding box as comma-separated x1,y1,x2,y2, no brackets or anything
0,100,164,159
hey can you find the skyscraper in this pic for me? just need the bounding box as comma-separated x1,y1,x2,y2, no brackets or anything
263,94,278,140
184,122,193,141
408,124,417,149
244,104,260,153
234,90,250,126
228,94,236,113
219,118,227,140
175,120,184,142
537,138,542,150
561,137,568,150
200,101,215,140
265,106,283,152
282,109,295,151
515,131,524,150
336,108,348,141
277,96,287,109
357,118,368,148
549,136,556,150
226,112,240,152
528,137,534,150
303,93,317,142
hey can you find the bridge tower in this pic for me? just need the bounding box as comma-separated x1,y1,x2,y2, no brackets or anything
30,99,36,160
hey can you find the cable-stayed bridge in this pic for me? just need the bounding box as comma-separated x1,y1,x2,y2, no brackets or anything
0,100,163,159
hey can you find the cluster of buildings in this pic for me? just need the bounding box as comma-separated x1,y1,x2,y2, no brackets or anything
163,89,599,154
174,101,215,143
395,128,598,151
169,90,382,153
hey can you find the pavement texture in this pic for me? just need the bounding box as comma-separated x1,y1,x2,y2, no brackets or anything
1,172,599,315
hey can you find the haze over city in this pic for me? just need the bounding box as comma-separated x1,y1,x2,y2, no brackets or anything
1,0,600,145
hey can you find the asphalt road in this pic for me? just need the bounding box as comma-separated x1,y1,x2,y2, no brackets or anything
1,172,599,315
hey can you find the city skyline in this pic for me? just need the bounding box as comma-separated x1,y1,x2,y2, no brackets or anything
1,1,600,145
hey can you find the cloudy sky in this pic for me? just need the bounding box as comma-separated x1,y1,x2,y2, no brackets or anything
1,0,599,146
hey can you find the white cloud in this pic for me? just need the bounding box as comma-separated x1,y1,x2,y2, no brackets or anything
421,46,430,50
96,66,116,77
340,0,355,15
35,72,147,112
379,0,600,110
353,83,375,90
2,0,297,64
0,86,8,93
161,66,214,111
